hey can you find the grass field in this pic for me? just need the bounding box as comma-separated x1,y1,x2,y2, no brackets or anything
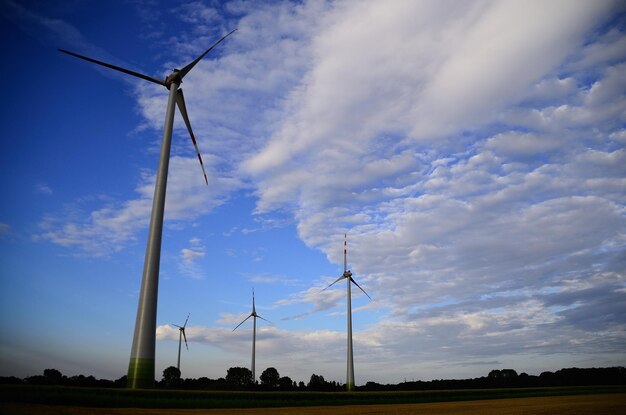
1,384,625,411
2,393,626,414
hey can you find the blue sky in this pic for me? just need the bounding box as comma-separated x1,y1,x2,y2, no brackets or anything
0,0,625,385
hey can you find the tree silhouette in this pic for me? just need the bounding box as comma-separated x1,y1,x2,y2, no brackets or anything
114,375,127,388
225,367,253,388
162,366,181,388
308,373,327,391
260,367,280,388
43,368,63,384
278,376,294,390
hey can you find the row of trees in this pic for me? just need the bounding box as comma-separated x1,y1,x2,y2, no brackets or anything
162,366,344,391
3,366,625,391
0,368,126,388
0,366,343,391
362,367,626,391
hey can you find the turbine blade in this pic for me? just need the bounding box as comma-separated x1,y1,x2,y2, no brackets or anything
172,324,182,328
252,288,256,313
232,314,253,332
182,328,188,350
321,274,345,292
350,276,372,300
176,89,208,185
183,313,190,328
58,49,166,87
178,29,237,79
256,315,273,325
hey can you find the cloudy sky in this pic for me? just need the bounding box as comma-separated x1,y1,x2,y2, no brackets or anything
0,0,624,385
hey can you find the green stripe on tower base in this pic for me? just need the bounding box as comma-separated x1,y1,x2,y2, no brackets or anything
127,357,155,389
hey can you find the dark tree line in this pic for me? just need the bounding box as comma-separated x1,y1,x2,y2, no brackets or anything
361,367,626,391
157,366,342,391
2,366,624,391
0,368,127,388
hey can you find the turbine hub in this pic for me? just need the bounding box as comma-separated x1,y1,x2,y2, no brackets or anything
165,70,182,88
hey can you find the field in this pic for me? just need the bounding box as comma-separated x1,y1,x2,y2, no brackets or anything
1,385,625,414
2,393,626,414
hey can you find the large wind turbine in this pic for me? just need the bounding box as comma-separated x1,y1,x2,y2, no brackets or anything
172,313,190,373
232,289,271,383
322,234,371,391
59,29,236,388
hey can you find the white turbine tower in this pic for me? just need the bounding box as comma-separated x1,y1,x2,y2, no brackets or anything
172,313,190,373
232,289,271,383
59,29,237,388
322,234,371,391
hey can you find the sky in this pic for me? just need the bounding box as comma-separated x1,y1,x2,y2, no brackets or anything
0,0,625,386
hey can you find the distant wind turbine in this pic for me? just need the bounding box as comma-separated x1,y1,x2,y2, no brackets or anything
232,289,271,383
59,29,237,389
322,234,371,391
172,313,190,373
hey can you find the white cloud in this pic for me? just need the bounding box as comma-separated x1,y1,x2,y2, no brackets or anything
38,156,241,256
484,132,563,158
181,248,204,262
522,77,579,106
244,0,617,213
568,24,626,71
178,237,207,279
181,237,205,263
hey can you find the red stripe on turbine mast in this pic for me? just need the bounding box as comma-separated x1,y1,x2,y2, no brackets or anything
344,233,347,272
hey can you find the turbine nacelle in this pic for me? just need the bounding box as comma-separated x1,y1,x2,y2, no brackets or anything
173,313,190,350
232,289,272,331
165,70,183,88
322,269,371,300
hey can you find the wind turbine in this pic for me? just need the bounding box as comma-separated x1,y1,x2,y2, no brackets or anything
322,234,371,391
232,289,271,383
59,29,237,389
172,313,190,373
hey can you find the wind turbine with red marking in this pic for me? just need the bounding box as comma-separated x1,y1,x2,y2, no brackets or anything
322,234,371,391
232,289,271,383
59,29,236,388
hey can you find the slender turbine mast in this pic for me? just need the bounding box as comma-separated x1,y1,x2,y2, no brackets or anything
322,234,371,391
59,29,236,388
172,313,190,372
232,289,271,382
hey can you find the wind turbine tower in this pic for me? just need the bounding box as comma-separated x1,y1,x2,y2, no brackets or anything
172,313,190,372
233,289,271,382
322,234,371,391
59,29,236,388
